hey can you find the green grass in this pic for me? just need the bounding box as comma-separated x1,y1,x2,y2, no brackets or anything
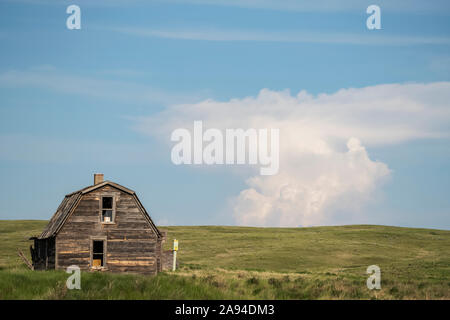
1,221,449,299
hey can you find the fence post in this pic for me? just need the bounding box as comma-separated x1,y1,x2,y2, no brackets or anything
172,239,178,271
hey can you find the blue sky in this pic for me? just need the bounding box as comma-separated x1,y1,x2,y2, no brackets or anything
0,0,449,229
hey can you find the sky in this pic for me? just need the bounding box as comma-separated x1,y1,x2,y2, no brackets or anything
0,0,449,229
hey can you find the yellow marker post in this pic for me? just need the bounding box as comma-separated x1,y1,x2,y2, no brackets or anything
173,239,178,271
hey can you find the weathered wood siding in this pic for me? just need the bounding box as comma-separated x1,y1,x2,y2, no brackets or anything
56,185,158,274
162,250,177,271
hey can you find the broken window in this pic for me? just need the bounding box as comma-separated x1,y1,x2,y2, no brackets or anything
92,240,105,267
101,196,114,223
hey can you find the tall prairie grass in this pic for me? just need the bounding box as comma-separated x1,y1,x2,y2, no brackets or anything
0,221,449,299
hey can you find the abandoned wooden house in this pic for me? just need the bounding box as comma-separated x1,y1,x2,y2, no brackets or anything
30,174,172,274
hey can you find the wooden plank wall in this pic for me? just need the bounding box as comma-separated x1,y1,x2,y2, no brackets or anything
56,185,159,274
162,250,176,271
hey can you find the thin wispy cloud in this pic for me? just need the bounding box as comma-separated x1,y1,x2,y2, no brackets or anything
163,0,450,13
6,0,450,13
0,133,158,165
0,67,201,106
109,26,450,46
169,0,450,13
97,68,148,78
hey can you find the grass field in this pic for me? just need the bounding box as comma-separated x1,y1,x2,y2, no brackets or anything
0,220,449,299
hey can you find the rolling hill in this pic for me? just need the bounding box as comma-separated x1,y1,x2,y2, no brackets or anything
0,220,449,299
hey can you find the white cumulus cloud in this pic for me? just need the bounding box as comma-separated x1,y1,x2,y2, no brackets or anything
233,137,390,226
135,82,450,226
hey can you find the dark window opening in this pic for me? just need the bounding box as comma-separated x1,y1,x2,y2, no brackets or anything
92,240,104,267
102,197,113,209
101,196,114,223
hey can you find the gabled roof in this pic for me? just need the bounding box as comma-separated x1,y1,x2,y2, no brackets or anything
38,181,161,239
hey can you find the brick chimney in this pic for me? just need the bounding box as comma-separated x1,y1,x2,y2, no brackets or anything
94,173,104,185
